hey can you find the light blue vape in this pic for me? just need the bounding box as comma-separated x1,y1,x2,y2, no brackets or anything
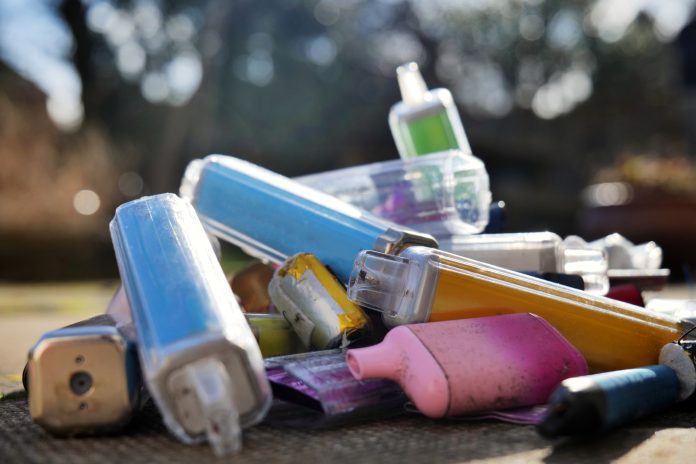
180,155,438,283
110,193,271,456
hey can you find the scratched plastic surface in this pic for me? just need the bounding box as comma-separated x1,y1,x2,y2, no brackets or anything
296,151,490,237
180,155,397,283
265,350,405,417
111,194,243,371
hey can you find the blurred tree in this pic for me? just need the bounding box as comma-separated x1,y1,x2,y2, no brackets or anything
1,0,695,279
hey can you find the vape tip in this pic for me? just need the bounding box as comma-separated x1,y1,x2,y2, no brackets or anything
396,62,428,107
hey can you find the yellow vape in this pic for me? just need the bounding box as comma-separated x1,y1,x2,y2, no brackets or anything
348,246,690,372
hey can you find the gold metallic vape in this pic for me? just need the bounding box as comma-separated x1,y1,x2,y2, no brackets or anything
26,315,143,436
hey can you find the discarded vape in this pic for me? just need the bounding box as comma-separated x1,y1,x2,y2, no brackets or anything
26,314,142,436
439,231,609,294
111,193,271,456
348,246,691,371
269,253,370,350
539,341,696,438
296,150,491,237
389,62,472,159
180,155,438,283
245,313,304,358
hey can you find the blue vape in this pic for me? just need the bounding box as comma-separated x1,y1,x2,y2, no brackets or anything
111,193,271,456
180,155,438,283
539,365,682,437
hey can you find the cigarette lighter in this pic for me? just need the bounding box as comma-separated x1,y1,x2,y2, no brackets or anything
346,314,587,417
538,341,696,438
180,155,438,283
268,253,370,350
439,232,609,295
265,350,406,423
245,313,304,358
26,314,142,436
348,246,691,371
111,193,271,456
389,62,471,159
295,150,491,237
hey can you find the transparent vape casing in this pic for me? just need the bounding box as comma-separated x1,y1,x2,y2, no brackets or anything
440,232,609,295
111,193,271,456
389,62,472,159
347,246,689,372
180,154,437,283
296,151,490,237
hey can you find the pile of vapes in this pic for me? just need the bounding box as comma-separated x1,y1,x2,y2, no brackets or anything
24,63,696,455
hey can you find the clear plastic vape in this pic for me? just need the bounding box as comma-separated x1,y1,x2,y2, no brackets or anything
111,193,271,456
389,62,472,159
296,150,491,237
440,232,609,295
587,233,663,270
180,155,438,283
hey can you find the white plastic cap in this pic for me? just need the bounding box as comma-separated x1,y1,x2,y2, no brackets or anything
169,357,241,456
396,62,428,106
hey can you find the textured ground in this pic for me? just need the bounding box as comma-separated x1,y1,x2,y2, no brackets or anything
1,282,696,463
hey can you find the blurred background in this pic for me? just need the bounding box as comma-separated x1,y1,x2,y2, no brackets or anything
1,0,696,281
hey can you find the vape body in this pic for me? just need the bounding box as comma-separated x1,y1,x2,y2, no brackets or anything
269,253,370,350
111,193,271,455
180,154,437,283
296,151,490,237
440,231,609,294
389,62,471,159
348,246,689,371
26,315,142,436
347,314,587,417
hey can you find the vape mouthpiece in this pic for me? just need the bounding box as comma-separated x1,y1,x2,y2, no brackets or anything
397,62,428,107
169,358,241,457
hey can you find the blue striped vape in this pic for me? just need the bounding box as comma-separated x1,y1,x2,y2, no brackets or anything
180,155,438,283
111,193,271,456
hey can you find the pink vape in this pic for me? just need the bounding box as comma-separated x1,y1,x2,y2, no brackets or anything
346,313,587,418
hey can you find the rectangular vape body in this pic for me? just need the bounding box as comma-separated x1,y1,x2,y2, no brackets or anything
111,193,271,455
440,232,609,294
348,246,688,372
268,253,370,350
296,151,490,237
389,63,471,159
27,316,141,436
180,155,438,283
